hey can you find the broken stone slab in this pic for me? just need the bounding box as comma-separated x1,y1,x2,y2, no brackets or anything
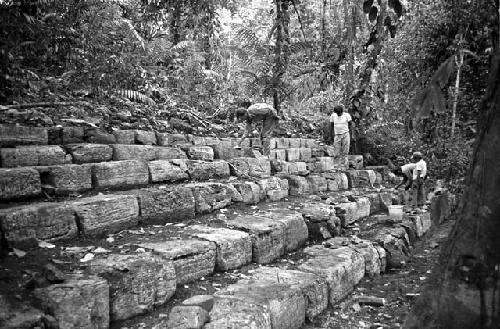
92,160,149,188
185,225,252,271
323,172,349,191
257,176,289,201
299,148,312,162
228,157,271,178
335,202,358,226
187,182,240,214
140,239,216,284
84,128,116,144
311,148,324,158
35,164,92,195
185,146,214,161
134,130,157,145
231,181,264,205
70,194,139,237
211,141,239,160
167,305,209,329
355,197,371,219
270,149,287,161
224,215,285,264
121,186,195,225
112,144,157,161
346,170,377,188
307,175,328,193
86,253,176,321
0,124,48,147
257,210,308,252
245,266,328,320
1,146,67,167
0,167,41,200
186,160,230,181
300,203,342,238
0,295,54,329
65,144,113,164
348,155,364,169
34,274,109,329
156,132,189,146
362,226,410,269
191,136,206,145
282,175,310,196
0,202,77,248
275,138,290,149
298,245,365,305
289,138,301,148
325,237,386,276
211,281,305,329
62,127,85,144
113,130,135,144
317,157,336,172
286,148,301,162
148,159,189,183
285,161,309,176
182,295,214,312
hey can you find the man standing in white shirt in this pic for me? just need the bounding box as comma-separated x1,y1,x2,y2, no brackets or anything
329,105,354,167
411,151,427,207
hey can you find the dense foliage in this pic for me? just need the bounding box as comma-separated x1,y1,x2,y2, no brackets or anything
0,0,493,188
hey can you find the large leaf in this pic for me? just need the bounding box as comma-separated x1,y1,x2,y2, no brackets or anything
363,0,373,13
431,56,454,88
369,6,378,22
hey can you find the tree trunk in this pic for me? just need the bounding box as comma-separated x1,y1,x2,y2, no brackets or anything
404,10,500,328
451,51,464,138
272,0,290,115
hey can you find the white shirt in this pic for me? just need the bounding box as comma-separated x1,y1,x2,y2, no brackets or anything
401,163,416,178
329,112,352,135
413,159,427,180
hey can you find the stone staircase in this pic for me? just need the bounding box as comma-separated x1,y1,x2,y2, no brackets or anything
0,124,453,329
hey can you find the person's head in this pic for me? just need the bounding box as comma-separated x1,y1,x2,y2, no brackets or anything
333,105,344,115
411,151,423,162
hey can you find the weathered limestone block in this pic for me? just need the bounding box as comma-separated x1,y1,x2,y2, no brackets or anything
36,164,92,195
364,226,410,268
157,133,189,146
304,139,320,148
1,146,67,167
269,138,278,149
155,146,187,160
299,148,312,162
87,253,176,321
112,144,157,161
191,136,206,145
270,149,287,161
326,237,386,276
311,148,324,158
276,138,290,149
300,202,340,239
366,193,381,214
299,245,365,304
228,157,271,178
335,202,358,226
211,281,305,329
0,124,48,147
113,130,135,144
185,146,214,161
348,155,364,169
140,239,216,284
288,138,301,148
71,194,139,236
317,157,336,172
211,141,235,160
250,137,263,148
307,175,328,193
187,182,240,214
167,306,209,329
257,177,289,201
259,210,308,252
355,197,371,219
246,266,328,320
186,160,230,181
346,170,377,188
231,181,263,205
0,203,77,248
185,225,253,271
206,296,272,329
65,144,113,164
134,130,157,145
34,274,109,329
324,172,349,191
92,160,149,188
284,161,309,176
85,128,116,144
224,215,285,264
148,159,188,183
123,186,195,225
0,167,41,200
62,127,85,144
282,175,310,196
286,148,301,162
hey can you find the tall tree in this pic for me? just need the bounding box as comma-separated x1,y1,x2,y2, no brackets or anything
272,0,291,114
404,0,500,327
